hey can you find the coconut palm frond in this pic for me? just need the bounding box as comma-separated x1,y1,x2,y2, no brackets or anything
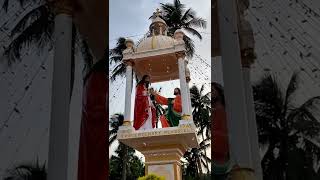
184,27,202,40
3,6,54,64
109,113,124,146
10,5,49,37
283,72,299,115
109,134,117,145
110,63,126,81
288,96,320,137
1,0,30,12
109,37,126,64
253,74,284,121
183,35,195,58
185,17,207,29
180,8,194,22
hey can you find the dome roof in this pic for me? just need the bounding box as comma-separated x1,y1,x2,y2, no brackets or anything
150,16,166,26
136,35,176,52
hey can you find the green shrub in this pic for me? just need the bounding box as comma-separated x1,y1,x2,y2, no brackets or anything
138,173,166,180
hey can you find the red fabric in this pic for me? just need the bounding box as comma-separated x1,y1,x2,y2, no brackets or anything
155,94,182,113
77,71,108,180
212,103,229,164
160,115,170,128
133,84,156,130
155,94,182,128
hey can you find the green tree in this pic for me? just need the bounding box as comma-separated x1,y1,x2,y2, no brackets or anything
190,84,211,172
253,72,320,180
109,37,127,81
183,138,211,178
138,174,165,180
109,143,144,180
109,113,128,180
4,160,47,180
109,113,145,180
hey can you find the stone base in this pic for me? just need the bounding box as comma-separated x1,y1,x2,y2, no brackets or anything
145,152,182,180
117,121,198,180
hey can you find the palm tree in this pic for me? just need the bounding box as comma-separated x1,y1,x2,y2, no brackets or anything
1,0,93,93
109,0,207,81
109,143,144,180
109,113,124,145
109,37,127,81
156,0,207,58
190,84,211,172
183,138,211,178
109,113,129,180
4,160,47,180
253,72,320,180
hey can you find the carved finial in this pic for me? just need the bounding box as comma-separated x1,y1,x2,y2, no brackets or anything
155,8,161,17
152,8,162,18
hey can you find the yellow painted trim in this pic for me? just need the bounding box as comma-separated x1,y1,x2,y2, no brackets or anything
139,144,186,152
145,154,180,162
122,120,131,126
151,35,157,49
181,114,191,120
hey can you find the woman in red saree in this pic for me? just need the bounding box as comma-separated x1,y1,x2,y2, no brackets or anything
212,82,230,178
77,59,108,180
133,75,156,130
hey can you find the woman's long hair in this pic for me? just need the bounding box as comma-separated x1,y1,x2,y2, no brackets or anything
212,82,225,106
137,75,150,88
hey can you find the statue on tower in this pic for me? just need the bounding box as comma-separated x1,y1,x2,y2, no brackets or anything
133,75,157,130
151,88,182,127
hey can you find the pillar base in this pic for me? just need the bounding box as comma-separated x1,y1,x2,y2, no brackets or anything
144,148,183,180
229,166,256,180
117,122,199,180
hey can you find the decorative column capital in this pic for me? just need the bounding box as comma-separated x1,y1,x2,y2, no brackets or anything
181,114,192,120
241,48,256,68
123,60,134,66
186,77,191,83
52,0,74,15
176,52,186,59
122,120,131,126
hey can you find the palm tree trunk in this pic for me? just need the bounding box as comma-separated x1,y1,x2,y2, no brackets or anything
201,130,210,173
197,157,203,176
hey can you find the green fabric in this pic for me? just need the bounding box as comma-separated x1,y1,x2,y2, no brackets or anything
165,98,181,127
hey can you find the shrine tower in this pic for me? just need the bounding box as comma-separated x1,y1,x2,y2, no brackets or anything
117,9,198,180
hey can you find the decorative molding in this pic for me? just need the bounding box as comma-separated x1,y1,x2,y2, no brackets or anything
241,48,256,68
123,60,134,66
122,120,131,126
175,52,186,59
123,44,185,61
181,114,191,120
117,126,195,139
